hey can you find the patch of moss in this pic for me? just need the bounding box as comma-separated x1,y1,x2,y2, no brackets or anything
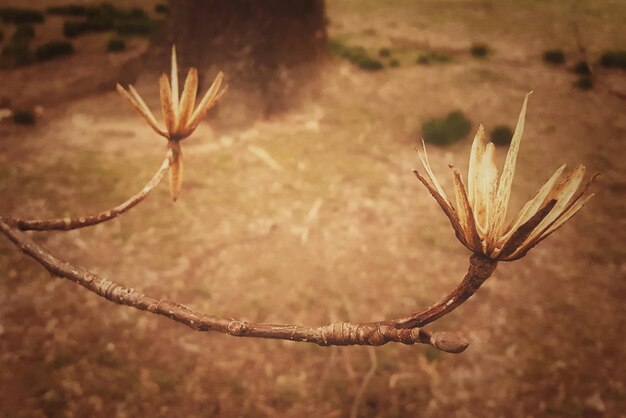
416,51,451,65
422,111,472,146
470,43,489,58
490,125,513,146
543,49,565,65
62,5,159,38
329,38,384,71
599,50,626,70
35,41,74,61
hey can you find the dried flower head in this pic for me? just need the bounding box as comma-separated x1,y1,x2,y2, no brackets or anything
414,94,596,261
116,46,226,201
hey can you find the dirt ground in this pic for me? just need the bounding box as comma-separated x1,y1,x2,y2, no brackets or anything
1,1,625,417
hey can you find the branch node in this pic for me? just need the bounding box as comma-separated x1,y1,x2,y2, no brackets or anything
227,320,248,336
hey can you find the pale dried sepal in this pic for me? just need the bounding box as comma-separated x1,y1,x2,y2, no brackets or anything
168,141,183,202
498,164,566,245
450,166,481,251
496,199,557,260
412,169,468,247
417,140,451,204
509,193,593,260
177,68,199,134
159,74,176,135
116,84,167,138
492,92,531,237
474,142,498,236
170,45,179,116
467,124,487,207
526,164,586,243
189,71,224,129
536,193,594,241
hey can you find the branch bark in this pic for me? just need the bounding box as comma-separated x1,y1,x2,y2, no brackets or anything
0,216,471,352
1,150,500,353
389,254,497,329
15,156,170,231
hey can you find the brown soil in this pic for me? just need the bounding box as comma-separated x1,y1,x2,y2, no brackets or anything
1,1,625,417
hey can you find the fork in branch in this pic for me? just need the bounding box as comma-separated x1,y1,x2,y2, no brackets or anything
0,49,595,354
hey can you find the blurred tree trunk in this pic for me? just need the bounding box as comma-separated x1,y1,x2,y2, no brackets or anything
168,0,328,123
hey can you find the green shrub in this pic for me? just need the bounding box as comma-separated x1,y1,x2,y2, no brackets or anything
107,37,126,52
416,51,451,65
422,111,472,146
356,57,383,70
573,76,593,90
35,41,74,61
11,24,35,44
379,47,391,58
329,39,384,71
13,110,36,125
490,125,513,146
599,50,626,70
543,49,565,65
573,61,591,76
0,8,45,24
470,43,489,58
389,58,399,68
47,5,87,16
1,43,33,66
62,5,158,38
416,55,429,65
155,4,169,14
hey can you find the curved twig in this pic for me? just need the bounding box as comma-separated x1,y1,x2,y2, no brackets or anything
389,253,497,329
15,155,171,231
0,216,471,353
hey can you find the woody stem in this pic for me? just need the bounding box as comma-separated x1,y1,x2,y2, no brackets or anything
389,253,497,329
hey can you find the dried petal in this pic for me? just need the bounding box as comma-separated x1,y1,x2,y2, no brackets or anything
492,92,531,237
177,68,199,133
116,84,167,138
159,73,176,135
474,142,498,235
525,164,586,244
499,164,566,244
413,169,469,248
417,140,451,204
189,71,224,130
496,199,557,260
450,165,482,251
171,45,179,116
467,124,487,207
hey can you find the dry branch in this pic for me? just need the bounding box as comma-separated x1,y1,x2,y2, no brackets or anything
15,155,171,231
2,50,589,356
0,216,472,352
